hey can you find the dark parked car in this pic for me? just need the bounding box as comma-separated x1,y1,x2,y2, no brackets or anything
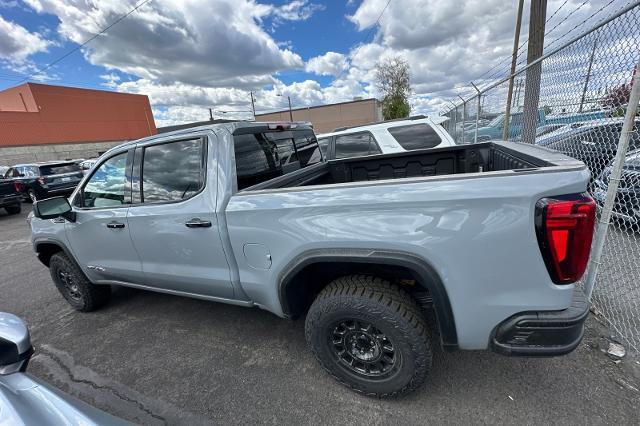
592,149,640,225
4,161,83,202
543,119,640,181
0,178,21,215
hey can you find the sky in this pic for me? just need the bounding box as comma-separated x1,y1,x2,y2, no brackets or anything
0,0,633,126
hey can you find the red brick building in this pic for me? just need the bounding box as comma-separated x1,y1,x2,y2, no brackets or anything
0,83,156,148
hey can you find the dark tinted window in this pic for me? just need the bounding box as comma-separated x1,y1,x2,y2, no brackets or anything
234,129,321,190
40,163,81,176
5,168,20,178
293,131,323,165
82,153,128,208
334,132,381,159
317,137,330,158
142,139,205,203
388,124,442,150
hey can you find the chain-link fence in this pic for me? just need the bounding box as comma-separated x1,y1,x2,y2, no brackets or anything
442,2,640,353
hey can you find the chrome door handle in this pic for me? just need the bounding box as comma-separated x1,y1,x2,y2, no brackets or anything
106,221,125,229
185,218,212,228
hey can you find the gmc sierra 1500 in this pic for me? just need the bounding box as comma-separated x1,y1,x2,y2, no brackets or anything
29,121,595,397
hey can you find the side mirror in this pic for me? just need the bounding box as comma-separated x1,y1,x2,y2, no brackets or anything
0,312,33,375
33,196,75,222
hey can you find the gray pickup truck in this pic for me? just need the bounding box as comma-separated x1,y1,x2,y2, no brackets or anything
29,121,596,397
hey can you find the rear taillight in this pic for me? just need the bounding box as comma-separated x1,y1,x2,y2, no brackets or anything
13,182,20,192
535,193,596,284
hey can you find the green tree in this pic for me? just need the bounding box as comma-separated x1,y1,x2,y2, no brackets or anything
375,57,411,120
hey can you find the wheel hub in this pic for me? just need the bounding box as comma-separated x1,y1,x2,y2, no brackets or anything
58,270,81,301
330,319,395,377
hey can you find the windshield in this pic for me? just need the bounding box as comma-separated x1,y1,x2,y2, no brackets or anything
489,115,503,126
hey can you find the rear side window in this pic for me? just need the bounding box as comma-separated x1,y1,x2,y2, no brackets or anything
233,129,322,190
40,163,81,176
388,124,442,150
334,132,381,159
141,139,205,203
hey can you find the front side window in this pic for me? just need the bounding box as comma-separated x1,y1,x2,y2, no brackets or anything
388,124,442,150
141,139,205,203
81,152,128,208
334,132,381,159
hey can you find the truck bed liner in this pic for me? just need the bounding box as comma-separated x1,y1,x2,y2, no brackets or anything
243,141,584,191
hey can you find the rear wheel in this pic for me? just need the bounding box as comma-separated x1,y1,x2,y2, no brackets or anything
49,252,110,312
305,275,432,397
4,204,21,215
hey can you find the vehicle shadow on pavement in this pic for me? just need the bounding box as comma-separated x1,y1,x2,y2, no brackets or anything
71,285,639,424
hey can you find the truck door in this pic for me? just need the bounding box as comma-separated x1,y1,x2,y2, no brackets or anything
125,136,234,298
65,149,143,284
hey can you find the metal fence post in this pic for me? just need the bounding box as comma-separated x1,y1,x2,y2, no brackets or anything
449,101,458,143
583,62,640,301
471,82,481,143
458,95,466,144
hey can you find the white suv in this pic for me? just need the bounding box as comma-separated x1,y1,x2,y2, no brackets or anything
316,115,455,160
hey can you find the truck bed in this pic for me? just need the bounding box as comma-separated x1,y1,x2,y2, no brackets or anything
243,141,585,191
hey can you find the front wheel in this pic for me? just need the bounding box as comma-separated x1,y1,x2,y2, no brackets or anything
49,252,111,312
305,275,432,397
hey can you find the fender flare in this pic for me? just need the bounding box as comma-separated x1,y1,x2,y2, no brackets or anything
33,238,74,267
278,248,458,350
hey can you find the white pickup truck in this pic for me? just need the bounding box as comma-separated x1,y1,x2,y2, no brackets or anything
30,121,595,397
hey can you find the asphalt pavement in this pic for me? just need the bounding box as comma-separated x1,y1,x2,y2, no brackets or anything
1,207,639,425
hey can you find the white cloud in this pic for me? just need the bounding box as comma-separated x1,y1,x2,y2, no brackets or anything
100,72,121,88
24,0,304,87
344,0,624,116
0,15,50,62
306,52,348,76
19,0,627,124
269,0,325,23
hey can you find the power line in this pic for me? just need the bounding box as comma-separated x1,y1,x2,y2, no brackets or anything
18,0,152,83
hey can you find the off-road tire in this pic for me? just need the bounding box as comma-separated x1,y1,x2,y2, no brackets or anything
305,275,432,397
5,204,21,215
49,252,110,312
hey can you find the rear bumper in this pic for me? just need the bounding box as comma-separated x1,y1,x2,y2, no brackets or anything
490,289,589,357
0,195,21,207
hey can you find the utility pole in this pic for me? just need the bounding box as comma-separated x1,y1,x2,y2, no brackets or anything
209,108,214,121
287,95,293,121
579,36,598,113
250,91,256,120
502,0,525,141
521,0,547,144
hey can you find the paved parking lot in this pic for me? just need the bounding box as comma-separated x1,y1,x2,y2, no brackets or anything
1,207,639,424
